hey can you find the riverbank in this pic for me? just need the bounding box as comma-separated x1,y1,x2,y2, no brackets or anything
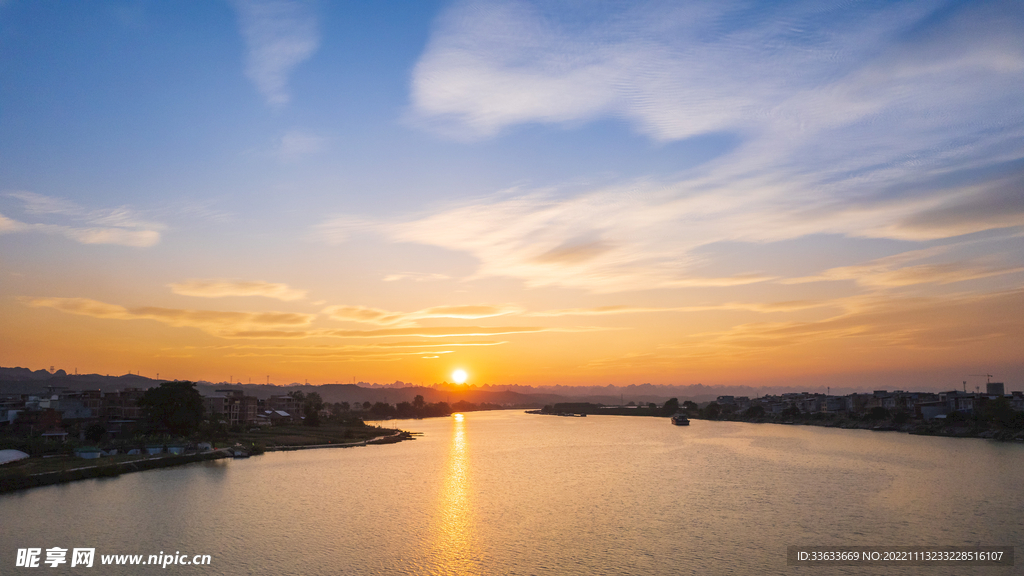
689,414,1024,441
0,426,412,494
266,430,414,451
524,407,1024,442
0,449,232,494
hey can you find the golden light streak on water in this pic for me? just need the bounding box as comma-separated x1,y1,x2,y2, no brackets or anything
427,413,478,575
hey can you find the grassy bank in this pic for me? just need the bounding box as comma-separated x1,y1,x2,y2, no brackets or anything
227,423,401,450
0,422,408,494
0,450,230,494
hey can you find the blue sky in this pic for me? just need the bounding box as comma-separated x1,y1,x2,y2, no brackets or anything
1,0,1022,389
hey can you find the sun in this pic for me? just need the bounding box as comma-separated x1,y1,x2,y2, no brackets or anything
452,369,467,384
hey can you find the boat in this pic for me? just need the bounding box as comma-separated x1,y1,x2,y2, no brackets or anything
671,413,690,426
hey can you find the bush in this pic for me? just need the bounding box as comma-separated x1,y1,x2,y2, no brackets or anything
866,407,889,421
85,423,107,443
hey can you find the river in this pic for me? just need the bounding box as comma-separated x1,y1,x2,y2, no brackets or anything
2,410,1022,574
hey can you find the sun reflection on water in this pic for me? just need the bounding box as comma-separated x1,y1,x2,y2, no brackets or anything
428,413,478,574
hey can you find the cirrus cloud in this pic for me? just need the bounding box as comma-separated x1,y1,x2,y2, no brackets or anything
322,303,523,326
169,279,308,301
1,192,164,247
231,0,319,107
26,297,314,336
376,0,1024,295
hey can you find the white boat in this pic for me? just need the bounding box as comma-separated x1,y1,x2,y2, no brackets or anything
671,413,690,426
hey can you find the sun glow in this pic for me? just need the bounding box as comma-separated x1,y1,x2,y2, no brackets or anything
452,369,467,384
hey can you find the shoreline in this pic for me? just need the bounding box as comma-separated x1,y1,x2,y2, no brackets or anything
0,450,231,494
265,431,413,451
688,415,1024,442
526,409,1024,442
0,431,413,495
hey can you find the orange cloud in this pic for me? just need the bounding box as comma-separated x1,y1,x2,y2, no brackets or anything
169,279,308,301
220,326,547,339
26,297,314,336
322,303,522,326
783,247,1024,288
530,300,829,317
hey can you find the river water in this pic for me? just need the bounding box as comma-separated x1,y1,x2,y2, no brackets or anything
2,411,1022,575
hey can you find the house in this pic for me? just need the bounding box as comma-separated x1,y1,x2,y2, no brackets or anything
916,401,948,420
204,390,259,426
259,409,295,425
824,396,846,413
104,388,145,419
266,394,302,414
941,391,976,414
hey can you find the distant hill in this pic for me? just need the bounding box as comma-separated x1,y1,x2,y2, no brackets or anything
0,366,162,394
1,364,875,405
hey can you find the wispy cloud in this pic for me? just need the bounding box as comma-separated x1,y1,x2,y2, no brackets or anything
1,192,164,247
312,183,911,292
382,272,452,283
26,297,314,336
579,289,1024,370
783,247,1024,287
224,349,456,359
170,279,308,301
194,340,508,351
530,300,830,317
412,0,1024,144
376,0,1024,293
671,289,1024,355
322,303,522,326
225,326,548,339
278,129,327,158
231,0,319,106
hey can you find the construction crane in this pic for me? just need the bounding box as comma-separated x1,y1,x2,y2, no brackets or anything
969,374,995,384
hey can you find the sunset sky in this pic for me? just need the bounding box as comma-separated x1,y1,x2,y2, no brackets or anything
1,0,1022,390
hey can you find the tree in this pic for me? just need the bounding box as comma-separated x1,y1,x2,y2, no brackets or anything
85,422,106,443
682,400,698,412
702,402,722,419
983,397,1015,427
138,381,205,436
340,401,350,412
362,401,371,410
662,398,680,416
781,405,801,419
744,405,765,418
303,392,324,427
866,407,889,421
413,395,425,410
